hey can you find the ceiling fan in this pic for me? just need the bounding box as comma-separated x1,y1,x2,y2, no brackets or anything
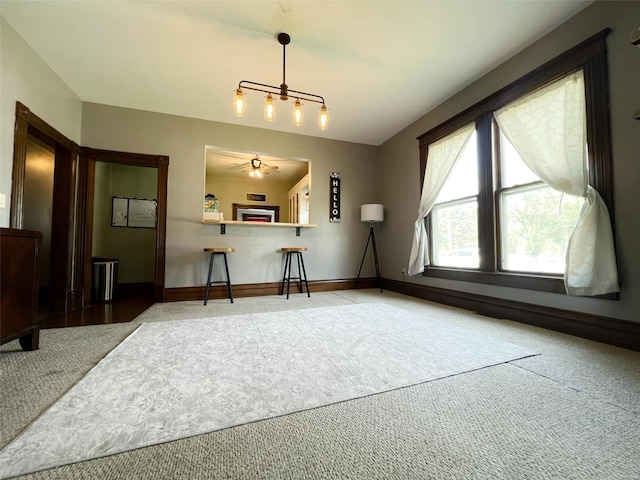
229,156,279,177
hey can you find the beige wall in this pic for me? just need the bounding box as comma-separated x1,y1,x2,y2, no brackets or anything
81,103,380,288
205,174,293,223
92,162,157,283
378,0,640,322
0,18,82,227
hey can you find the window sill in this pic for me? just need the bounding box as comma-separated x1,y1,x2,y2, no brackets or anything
423,267,566,294
422,267,619,299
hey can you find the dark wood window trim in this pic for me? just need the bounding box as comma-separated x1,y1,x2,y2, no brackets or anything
417,29,615,296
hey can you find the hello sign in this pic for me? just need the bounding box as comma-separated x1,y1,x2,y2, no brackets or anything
329,172,341,223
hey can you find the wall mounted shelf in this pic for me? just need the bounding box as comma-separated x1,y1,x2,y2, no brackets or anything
202,220,317,236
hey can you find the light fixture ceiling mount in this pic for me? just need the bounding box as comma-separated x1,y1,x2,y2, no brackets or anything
234,32,329,130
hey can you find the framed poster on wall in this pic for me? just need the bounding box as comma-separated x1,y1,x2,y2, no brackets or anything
128,198,157,228
245,192,267,202
111,197,157,228
111,197,128,227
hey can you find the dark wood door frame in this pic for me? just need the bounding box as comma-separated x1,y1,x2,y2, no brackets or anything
11,102,83,312
11,101,169,310
80,147,169,305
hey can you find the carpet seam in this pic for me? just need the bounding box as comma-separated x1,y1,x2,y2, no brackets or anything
3,360,539,478
506,362,640,417
0,324,143,452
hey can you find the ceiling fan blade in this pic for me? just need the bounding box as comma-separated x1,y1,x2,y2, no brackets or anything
227,162,250,170
220,151,248,160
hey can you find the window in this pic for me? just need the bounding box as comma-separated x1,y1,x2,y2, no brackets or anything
410,29,618,296
431,130,479,269
497,130,582,275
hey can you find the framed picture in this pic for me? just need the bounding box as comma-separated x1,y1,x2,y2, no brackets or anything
128,198,157,228
111,197,128,227
245,192,267,202
111,196,157,228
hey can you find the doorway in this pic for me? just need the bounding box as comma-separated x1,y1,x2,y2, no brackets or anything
10,102,168,322
80,147,168,306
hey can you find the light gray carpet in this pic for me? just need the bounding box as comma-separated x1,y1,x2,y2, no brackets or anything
1,290,639,479
0,303,537,478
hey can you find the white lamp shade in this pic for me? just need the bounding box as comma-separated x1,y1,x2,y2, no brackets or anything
361,204,384,222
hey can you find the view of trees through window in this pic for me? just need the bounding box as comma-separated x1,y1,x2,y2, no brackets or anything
498,132,583,274
429,121,585,275
418,30,613,293
431,130,479,268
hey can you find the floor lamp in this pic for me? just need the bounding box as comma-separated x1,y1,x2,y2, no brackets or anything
355,204,383,292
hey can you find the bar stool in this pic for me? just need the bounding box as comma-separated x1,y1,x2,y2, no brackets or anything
203,247,234,305
280,247,310,299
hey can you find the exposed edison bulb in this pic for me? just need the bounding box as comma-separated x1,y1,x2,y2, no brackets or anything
255,169,262,178
264,94,276,121
318,105,329,130
293,99,303,126
249,169,255,177
234,89,245,117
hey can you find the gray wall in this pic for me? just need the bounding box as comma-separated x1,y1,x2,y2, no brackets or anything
0,18,82,227
81,103,380,288
378,0,640,323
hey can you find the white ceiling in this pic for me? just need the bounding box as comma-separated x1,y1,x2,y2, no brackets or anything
1,0,592,146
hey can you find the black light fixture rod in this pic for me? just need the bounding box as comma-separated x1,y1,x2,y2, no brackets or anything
282,36,287,87
287,88,325,105
238,80,325,105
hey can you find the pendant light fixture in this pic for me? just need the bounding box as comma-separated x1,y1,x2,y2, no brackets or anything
233,32,329,130
264,94,275,121
293,99,303,126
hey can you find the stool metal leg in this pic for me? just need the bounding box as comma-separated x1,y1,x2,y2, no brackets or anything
280,252,290,295
204,253,215,306
286,252,294,299
222,252,233,303
299,252,310,297
296,252,304,293
204,252,233,305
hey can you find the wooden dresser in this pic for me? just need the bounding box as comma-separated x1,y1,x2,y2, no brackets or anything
1,228,42,350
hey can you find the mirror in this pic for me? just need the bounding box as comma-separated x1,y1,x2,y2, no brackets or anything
204,146,310,224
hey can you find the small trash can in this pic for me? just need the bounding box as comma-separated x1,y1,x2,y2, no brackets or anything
92,257,119,302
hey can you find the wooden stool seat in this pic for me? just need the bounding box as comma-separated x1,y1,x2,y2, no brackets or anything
280,247,310,299
204,247,235,254
203,247,234,305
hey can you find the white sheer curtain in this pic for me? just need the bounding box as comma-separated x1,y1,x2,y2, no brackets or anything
494,70,619,295
408,123,475,276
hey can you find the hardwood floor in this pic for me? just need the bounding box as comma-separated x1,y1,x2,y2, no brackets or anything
39,295,155,329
